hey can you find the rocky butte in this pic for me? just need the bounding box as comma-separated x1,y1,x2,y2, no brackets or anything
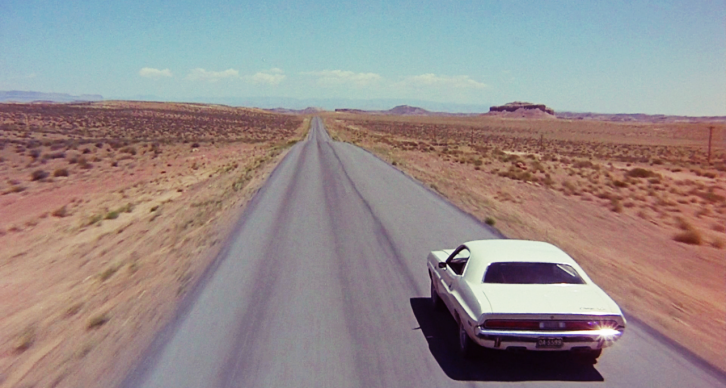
488,102,555,117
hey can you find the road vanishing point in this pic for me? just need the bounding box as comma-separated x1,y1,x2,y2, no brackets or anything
123,117,725,388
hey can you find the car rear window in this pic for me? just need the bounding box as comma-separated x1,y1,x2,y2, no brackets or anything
483,262,586,284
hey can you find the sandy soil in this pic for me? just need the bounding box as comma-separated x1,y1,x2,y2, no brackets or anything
323,115,726,372
0,102,307,387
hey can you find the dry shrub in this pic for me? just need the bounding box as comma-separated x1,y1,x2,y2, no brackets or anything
31,169,49,181
13,326,36,353
673,217,703,245
626,168,659,179
562,180,577,192
86,313,110,329
53,168,69,177
78,156,92,169
711,238,724,249
674,230,702,245
52,206,68,218
573,160,597,169
27,149,41,159
120,146,137,155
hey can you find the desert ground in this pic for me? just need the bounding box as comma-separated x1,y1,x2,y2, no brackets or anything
322,113,726,372
0,102,307,387
1,103,724,386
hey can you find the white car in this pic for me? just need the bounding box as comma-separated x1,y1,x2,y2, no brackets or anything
427,239,625,361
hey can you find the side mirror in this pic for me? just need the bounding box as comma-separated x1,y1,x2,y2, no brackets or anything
438,262,447,269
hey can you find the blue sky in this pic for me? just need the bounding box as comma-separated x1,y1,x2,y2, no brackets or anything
1,0,724,115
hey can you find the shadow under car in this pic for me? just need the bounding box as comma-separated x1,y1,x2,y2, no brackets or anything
410,297,605,382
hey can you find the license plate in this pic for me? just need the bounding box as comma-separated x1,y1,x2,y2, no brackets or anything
536,337,563,348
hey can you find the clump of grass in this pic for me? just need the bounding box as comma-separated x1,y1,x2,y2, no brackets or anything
119,146,137,155
573,160,597,169
104,210,119,220
674,230,703,245
6,185,26,194
65,303,83,317
31,169,49,181
626,168,659,179
52,205,68,218
498,166,533,182
485,216,496,226
78,156,92,169
561,179,579,195
99,265,119,281
53,168,69,177
86,313,110,329
711,238,724,249
86,214,103,226
13,326,36,353
673,218,702,245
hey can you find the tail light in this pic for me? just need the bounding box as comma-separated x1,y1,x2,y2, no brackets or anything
484,320,618,331
484,320,540,330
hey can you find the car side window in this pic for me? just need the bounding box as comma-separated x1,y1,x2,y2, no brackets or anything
446,246,470,276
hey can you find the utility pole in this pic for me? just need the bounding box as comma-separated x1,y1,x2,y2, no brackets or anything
707,126,714,165
539,133,544,153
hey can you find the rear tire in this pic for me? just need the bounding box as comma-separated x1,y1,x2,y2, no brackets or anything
430,279,444,311
458,319,478,359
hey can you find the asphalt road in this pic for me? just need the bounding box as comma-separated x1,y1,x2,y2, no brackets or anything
123,117,725,387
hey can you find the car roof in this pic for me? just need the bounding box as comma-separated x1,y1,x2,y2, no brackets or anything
464,239,578,266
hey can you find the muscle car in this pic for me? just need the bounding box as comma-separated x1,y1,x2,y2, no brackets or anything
427,239,625,360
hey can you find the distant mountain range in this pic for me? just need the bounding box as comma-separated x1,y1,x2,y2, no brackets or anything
3,91,723,122
112,95,495,114
556,111,726,123
332,105,478,117
0,90,103,103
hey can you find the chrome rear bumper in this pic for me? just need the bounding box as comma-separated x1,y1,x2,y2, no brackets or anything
474,327,624,351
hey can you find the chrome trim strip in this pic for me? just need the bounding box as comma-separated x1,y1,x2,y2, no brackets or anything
475,328,624,340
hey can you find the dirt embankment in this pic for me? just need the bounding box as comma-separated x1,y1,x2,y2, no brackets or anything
0,102,308,387
323,115,726,372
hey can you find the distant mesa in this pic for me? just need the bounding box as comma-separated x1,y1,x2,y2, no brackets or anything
335,105,441,116
334,108,367,114
386,105,431,116
487,102,555,118
0,90,103,103
266,107,326,114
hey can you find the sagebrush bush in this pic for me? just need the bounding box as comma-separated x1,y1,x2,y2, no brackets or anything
674,230,702,245
52,206,68,217
31,170,49,181
626,168,659,179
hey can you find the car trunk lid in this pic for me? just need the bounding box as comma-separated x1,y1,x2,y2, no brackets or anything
480,284,612,315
